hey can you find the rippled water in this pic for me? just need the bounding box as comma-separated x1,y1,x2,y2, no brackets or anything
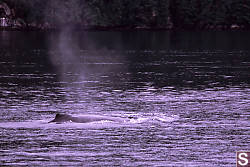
0,31,249,166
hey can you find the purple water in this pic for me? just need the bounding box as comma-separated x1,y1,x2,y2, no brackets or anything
0,31,249,166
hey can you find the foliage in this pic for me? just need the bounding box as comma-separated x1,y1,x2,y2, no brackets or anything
44,0,83,26
170,0,250,29
230,0,250,25
1,0,250,29
85,0,169,28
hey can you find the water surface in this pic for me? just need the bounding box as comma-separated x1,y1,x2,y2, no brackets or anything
0,30,249,166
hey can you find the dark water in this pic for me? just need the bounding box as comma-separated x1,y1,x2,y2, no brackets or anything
0,30,249,166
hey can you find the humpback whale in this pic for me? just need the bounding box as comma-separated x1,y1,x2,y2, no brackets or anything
49,113,127,123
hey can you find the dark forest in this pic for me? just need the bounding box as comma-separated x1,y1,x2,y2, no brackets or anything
1,0,250,30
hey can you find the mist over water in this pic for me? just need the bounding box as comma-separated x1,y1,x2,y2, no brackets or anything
0,31,249,166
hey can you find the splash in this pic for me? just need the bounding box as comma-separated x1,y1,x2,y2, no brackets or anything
128,114,179,124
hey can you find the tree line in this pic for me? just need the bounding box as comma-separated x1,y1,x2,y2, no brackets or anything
1,0,250,29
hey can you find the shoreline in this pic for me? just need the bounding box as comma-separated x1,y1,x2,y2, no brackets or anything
0,24,248,32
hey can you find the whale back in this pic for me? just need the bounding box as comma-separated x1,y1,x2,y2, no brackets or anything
49,113,72,123
49,114,127,123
